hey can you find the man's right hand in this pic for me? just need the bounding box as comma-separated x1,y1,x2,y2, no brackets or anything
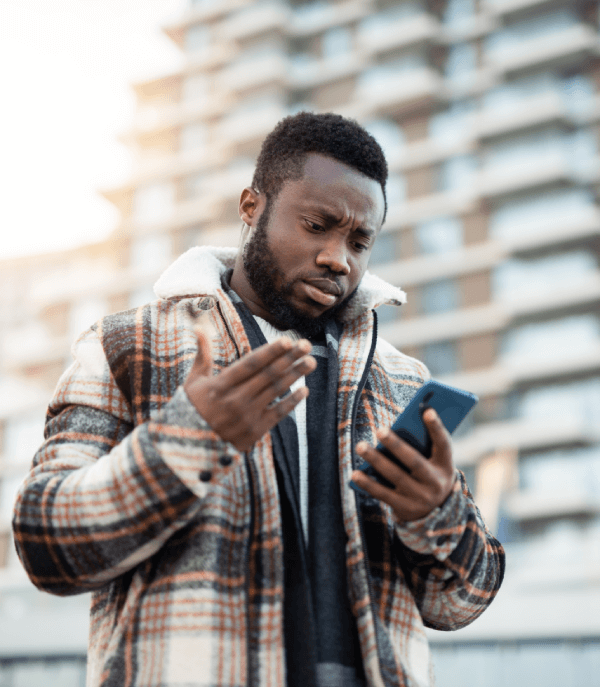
184,330,316,452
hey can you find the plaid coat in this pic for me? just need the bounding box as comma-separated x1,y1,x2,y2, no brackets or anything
13,247,504,687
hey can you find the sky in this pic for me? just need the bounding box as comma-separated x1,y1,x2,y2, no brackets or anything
0,0,186,259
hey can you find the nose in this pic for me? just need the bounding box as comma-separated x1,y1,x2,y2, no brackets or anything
315,237,350,275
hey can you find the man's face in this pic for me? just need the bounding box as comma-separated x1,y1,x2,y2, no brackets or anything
238,154,385,337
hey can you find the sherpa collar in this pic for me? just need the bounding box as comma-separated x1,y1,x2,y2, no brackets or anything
154,245,406,323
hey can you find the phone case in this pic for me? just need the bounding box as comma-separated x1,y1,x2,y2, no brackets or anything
350,380,478,494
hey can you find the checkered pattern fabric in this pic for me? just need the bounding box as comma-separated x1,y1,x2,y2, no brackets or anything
12,248,504,687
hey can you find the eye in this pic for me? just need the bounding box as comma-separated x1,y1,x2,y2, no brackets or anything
306,220,325,232
352,240,369,252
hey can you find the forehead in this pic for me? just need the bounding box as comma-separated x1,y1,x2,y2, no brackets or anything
279,153,385,227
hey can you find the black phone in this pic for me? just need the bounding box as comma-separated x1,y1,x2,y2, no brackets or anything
350,380,478,494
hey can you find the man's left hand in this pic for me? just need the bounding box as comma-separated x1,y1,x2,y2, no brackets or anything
351,408,456,522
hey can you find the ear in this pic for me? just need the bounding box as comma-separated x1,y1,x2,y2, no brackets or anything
239,187,264,227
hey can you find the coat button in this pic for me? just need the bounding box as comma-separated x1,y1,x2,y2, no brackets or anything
219,455,232,467
199,470,212,482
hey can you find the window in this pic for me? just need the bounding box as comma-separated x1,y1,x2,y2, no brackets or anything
218,94,282,133
322,28,352,59
69,298,108,340
129,285,157,309
0,475,23,525
444,42,477,87
415,216,463,255
421,278,459,314
133,182,174,225
358,1,425,38
180,123,208,153
490,188,596,239
356,52,426,97
484,9,579,60
185,24,210,52
516,377,600,427
429,100,477,145
4,414,45,466
520,445,600,495
422,340,458,375
183,74,209,103
364,119,405,159
482,72,559,116
500,314,600,365
443,0,475,29
483,127,567,176
376,305,399,325
183,171,210,200
289,52,317,81
570,128,598,178
385,173,407,213
130,235,172,273
437,154,477,192
492,251,598,302
369,230,397,267
563,74,595,116
293,1,331,29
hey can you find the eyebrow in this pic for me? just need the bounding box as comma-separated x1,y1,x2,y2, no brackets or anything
316,209,376,239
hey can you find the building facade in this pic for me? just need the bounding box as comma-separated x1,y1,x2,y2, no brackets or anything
2,0,600,684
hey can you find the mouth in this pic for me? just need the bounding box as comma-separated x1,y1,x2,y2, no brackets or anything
301,279,343,307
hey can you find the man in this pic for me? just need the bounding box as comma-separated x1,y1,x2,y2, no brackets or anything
13,112,504,687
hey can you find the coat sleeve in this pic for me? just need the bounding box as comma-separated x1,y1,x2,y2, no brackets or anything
12,327,243,596
393,470,505,631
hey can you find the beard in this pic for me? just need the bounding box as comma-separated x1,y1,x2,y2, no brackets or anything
242,202,356,338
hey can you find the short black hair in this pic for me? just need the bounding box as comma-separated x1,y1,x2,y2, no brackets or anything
251,111,388,221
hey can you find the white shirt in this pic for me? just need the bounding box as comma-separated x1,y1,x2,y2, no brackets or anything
254,316,309,544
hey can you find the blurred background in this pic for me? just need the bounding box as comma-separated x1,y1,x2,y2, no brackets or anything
2,0,600,685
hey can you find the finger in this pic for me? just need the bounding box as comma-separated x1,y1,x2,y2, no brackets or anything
223,338,311,387
242,342,315,399
421,409,453,469
253,354,317,407
350,469,431,521
355,441,428,497
259,386,310,431
374,428,433,482
191,329,214,377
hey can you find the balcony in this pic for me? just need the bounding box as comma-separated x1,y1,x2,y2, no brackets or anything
505,489,600,521
216,100,287,144
357,12,441,57
288,52,363,90
381,301,504,350
452,416,600,466
218,50,287,94
289,0,367,37
163,0,250,46
476,91,573,141
354,66,444,118
374,241,503,289
485,0,575,21
395,137,476,173
220,2,289,41
485,23,599,77
503,213,600,255
478,157,575,198
386,189,477,229
128,92,233,141
381,267,600,355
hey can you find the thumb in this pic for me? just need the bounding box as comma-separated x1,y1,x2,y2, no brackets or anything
192,328,214,377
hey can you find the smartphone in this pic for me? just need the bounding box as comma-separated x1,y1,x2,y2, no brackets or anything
350,380,478,494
